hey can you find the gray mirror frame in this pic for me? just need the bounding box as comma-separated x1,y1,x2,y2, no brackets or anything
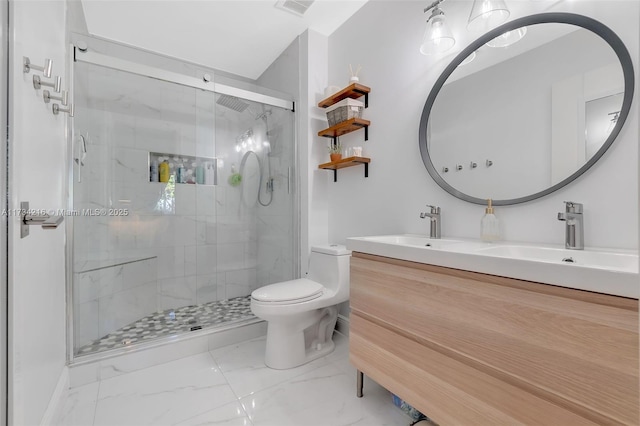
419,13,635,206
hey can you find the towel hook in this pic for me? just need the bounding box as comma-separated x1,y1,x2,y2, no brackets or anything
33,75,61,93
23,57,53,77
43,90,68,106
52,103,74,117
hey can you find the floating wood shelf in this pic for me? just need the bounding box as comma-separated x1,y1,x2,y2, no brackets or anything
318,118,370,142
318,83,371,108
318,156,371,182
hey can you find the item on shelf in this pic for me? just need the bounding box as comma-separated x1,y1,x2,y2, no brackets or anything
328,142,342,162
325,98,364,127
205,162,215,185
150,159,159,182
177,164,185,184
159,160,170,183
195,165,205,185
352,146,363,156
330,153,342,162
349,64,362,83
324,85,341,98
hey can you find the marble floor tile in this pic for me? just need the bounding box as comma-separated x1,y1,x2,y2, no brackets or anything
63,332,415,426
239,363,408,426
175,400,253,426
93,353,237,426
210,336,334,399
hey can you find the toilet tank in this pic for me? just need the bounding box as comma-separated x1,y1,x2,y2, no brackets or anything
307,245,351,298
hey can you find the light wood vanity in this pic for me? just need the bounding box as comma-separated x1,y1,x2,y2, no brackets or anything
349,252,639,425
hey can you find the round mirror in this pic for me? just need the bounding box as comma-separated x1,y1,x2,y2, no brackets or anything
419,13,634,205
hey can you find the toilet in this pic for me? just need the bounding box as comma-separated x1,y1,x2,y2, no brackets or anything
250,244,351,369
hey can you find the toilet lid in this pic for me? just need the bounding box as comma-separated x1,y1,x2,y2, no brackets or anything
252,279,324,304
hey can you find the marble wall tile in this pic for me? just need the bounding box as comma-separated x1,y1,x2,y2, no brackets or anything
75,300,100,349
195,185,216,216
196,274,217,305
158,276,197,311
111,147,148,183
123,258,157,289
156,246,186,279
217,243,245,272
108,216,139,251
196,215,217,246
216,272,227,301
77,264,124,304
224,268,256,299
175,184,197,216
98,282,158,337
184,245,197,277
196,244,217,276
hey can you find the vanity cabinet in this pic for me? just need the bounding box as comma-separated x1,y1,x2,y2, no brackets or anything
349,252,639,425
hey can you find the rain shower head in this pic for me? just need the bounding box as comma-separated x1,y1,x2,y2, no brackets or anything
216,94,249,113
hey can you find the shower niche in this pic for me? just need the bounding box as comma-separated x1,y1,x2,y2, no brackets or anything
149,152,217,185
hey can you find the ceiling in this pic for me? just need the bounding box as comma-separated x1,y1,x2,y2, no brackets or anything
81,0,369,80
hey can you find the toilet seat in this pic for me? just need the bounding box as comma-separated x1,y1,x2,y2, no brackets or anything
251,279,324,305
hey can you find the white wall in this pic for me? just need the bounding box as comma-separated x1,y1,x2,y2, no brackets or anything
9,0,68,424
326,0,638,250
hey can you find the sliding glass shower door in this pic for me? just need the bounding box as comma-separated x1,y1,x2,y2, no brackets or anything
71,57,296,357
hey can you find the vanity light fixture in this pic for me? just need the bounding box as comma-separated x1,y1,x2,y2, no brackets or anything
467,0,510,33
460,51,477,66
486,26,527,47
420,0,455,55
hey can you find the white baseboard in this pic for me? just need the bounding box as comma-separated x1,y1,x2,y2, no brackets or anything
40,366,69,426
335,314,350,337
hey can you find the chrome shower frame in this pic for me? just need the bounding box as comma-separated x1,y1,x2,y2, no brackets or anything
65,39,299,365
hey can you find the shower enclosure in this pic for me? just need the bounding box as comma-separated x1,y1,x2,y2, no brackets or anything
69,39,297,358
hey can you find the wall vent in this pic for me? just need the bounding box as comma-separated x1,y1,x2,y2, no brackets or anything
275,0,315,17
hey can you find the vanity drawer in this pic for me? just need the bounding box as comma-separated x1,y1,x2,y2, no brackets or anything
350,313,598,425
350,253,639,425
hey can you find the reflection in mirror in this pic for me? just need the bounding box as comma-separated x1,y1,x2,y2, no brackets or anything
420,14,634,205
585,92,623,159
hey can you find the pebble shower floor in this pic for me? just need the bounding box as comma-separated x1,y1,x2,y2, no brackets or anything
77,296,254,355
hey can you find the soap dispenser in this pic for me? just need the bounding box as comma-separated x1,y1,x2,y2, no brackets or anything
480,199,501,242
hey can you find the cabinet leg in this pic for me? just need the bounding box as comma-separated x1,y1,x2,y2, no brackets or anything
357,369,363,398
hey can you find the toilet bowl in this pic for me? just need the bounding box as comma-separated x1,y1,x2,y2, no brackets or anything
250,244,351,369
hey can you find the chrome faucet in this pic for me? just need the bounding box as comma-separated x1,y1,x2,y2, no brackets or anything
557,201,584,250
420,205,441,239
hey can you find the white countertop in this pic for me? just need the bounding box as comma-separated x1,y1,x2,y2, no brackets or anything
346,234,639,299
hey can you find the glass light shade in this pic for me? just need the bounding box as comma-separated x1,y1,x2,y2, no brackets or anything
486,26,527,47
460,51,477,66
467,0,510,33
420,14,455,55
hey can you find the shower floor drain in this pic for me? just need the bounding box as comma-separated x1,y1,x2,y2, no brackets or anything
77,295,254,356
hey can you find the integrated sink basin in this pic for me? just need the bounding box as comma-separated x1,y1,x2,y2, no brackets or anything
346,234,639,298
475,245,638,273
351,235,468,250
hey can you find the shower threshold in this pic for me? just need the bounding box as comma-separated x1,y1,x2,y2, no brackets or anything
76,295,254,356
